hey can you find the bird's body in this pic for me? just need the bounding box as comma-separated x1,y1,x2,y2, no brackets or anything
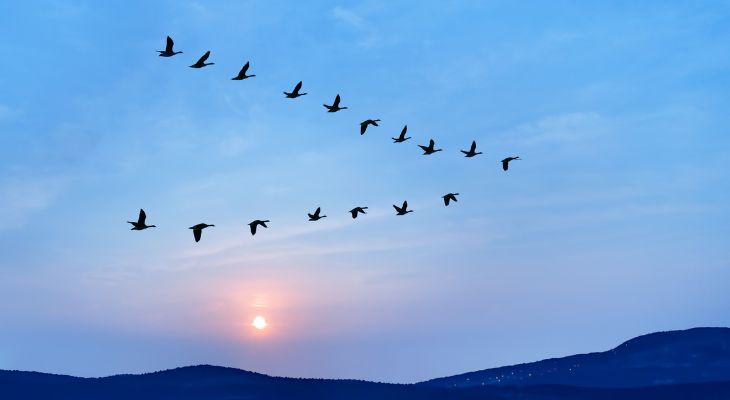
392,125,411,143
157,36,182,57
442,193,459,206
284,81,307,98
189,223,214,242
461,141,482,157
127,209,156,230
189,51,214,68
393,201,413,215
360,119,380,135
308,207,327,221
248,219,270,235
349,207,368,219
231,61,255,80
418,139,443,155
501,156,521,171
324,94,347,112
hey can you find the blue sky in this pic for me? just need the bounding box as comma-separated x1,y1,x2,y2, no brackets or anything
0,0,729,383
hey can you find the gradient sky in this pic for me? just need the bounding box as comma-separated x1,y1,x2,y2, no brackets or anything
1,0,729,383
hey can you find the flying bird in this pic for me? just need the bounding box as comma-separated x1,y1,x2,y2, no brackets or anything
323,94,347,112
360,119,380,135
349,207,368,219
189,51,214,68
418,139,443,155
501,156,521,171
157,36,182,57
461,141,482,157
231,61,255,80
393,201,413,216
392,125,411,143
189,223,214,242
248,219,270,235
127,209,156,230
308,207,327,221
284,81,307,98
442,193,459,206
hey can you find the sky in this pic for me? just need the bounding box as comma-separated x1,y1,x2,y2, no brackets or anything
0,0,729,383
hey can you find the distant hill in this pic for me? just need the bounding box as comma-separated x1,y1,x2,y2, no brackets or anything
421,327,730,388
2,327,730,399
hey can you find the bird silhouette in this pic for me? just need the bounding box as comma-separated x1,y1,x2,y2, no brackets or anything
284,81,307,98
461,141,482,157
231,61,255,80
323,94,347,112
392,125,411,143
501,156,521,171
189,223,214,242
393,200,413,215
158,36,182,57
360,119,380,135
308,207,327,221
349,207,368,219
127,209,156,230
189,51,214,68
442,193,459,206
248,219,270,235
418,139,443,155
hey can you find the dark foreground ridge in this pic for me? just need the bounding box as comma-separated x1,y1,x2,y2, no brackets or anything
2,327,730,400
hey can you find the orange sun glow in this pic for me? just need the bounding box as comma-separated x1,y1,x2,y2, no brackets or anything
251,315,268,330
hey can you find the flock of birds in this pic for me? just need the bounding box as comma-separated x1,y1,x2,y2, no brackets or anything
132,36,522,243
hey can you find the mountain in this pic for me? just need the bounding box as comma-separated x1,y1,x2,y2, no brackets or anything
2,327,730,399
421,327,730,388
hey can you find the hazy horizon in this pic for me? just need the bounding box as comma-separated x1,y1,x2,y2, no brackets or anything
1,1,729,383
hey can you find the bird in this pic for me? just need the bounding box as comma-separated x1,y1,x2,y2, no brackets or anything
393,201,413,215
248,219,270,235
442,193,459,206
360,119,380,135
461,141,482,157
231,61,255,80
189,51,214,68
308,207,327,221
392,125,411,143
189,223,214,242
284,81,307,98
323,94,347,112
127,209,156,230
349,207,368,219
501,156,521,171
157,36,182,57
418,139,443,155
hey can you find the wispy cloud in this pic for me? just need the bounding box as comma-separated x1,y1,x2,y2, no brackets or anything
0,174,67,229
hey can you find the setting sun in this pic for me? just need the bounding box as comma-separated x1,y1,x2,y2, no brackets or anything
251,315,268,330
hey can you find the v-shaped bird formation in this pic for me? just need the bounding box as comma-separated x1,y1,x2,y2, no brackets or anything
130,36,523,243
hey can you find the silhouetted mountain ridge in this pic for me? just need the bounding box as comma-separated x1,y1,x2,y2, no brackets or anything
421,327,730,388
3,327,730,399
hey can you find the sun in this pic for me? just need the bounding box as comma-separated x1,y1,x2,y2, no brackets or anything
251,315,268,330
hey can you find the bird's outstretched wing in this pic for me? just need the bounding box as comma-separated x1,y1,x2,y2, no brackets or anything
429,139,435,148
360,123,367,135
198,51,210,64
333,94,341,107
193,228,202,242
315,207,321,216
166,36,174,52
393,204,401,212
294,81,302,92
250,224,257,235
443,196,450,206
502,160,509,171
470,141,477,152
138,209,146,225
403,201,408,209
